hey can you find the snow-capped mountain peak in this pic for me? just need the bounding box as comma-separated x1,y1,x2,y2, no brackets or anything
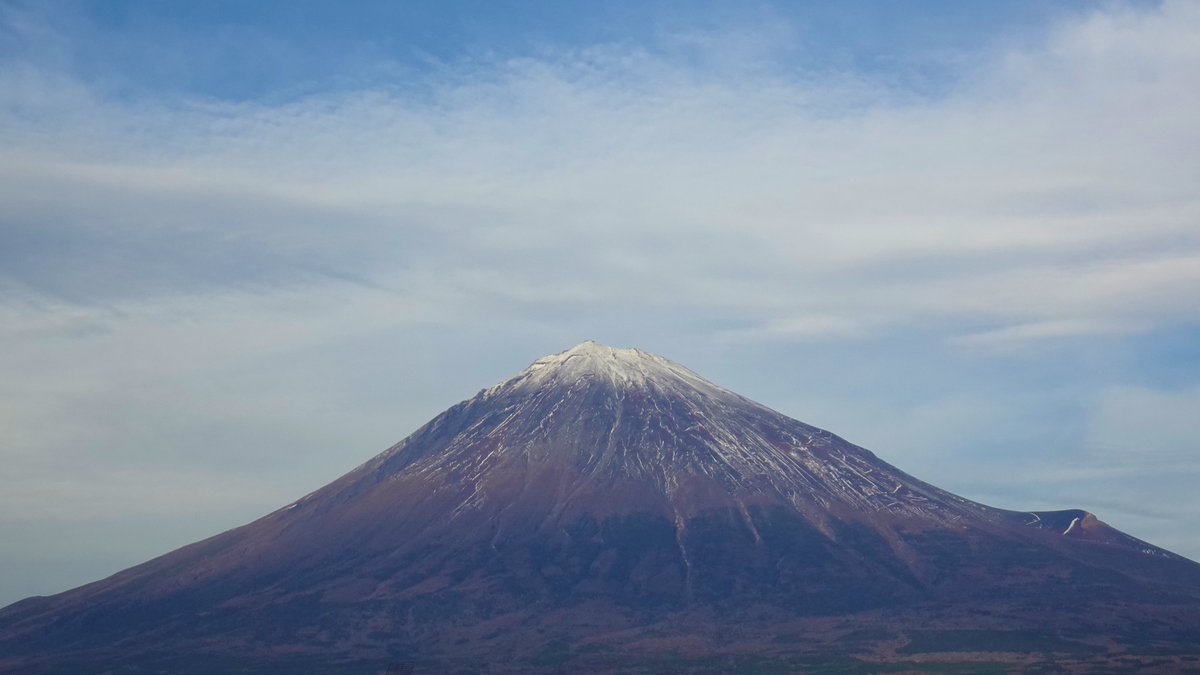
404,342,998,527
500,340,725,395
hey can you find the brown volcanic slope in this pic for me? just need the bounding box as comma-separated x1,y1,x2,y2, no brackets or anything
2,342,1199,673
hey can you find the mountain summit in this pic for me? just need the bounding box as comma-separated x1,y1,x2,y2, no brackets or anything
2,342,1199,672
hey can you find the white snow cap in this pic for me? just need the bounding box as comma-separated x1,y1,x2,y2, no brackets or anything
505,341,726,393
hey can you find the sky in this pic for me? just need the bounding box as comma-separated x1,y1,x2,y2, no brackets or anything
1,0,1198,607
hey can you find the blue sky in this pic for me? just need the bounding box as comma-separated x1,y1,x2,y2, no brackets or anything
7,1,1115,102
1,0,1198,607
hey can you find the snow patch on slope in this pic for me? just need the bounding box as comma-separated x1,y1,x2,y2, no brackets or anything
457,341,1006,527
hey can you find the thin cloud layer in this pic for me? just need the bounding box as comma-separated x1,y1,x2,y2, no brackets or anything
1,1,1197,339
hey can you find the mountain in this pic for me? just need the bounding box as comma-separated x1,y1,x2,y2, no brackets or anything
2,341,1199,672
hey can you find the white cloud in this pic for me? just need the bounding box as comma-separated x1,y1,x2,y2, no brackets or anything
1,1,1197,335
949,319,1142,349
1087,384,1200,460
715,315,866,343
0,465,294,524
